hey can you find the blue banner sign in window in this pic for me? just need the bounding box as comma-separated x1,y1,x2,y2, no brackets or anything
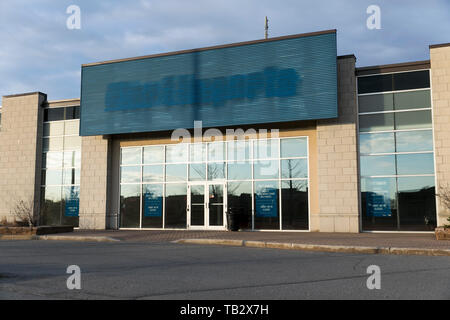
65,187,79,217
366,179,392,217
144,190,163,217
80,31,337,136
255,185,278,218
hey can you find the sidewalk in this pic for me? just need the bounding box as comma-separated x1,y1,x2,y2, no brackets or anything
21,229,450,256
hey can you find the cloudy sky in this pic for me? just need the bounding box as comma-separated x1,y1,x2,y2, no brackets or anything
0,0,449,101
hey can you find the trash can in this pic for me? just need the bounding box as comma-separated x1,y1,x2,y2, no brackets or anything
227,207,240,231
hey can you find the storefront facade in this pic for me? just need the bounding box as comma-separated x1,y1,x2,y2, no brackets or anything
1,30,449,232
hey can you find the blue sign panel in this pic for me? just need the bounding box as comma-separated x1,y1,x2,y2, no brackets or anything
65,187,79,217
366,179,392,217
255,186,278,218
144,191,163,217
80,31,337,136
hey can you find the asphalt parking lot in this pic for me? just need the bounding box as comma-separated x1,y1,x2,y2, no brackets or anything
0,240,449,300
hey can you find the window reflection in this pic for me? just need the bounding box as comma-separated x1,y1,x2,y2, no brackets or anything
360,155,396,176
396,130,433,152
396,153,434,175
359,133,395,154
280,138,307,158
281,159,307,179
227,181,252,229
227,162,251,180
281,180,308,230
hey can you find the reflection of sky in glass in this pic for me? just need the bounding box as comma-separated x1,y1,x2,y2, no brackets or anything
143,146,164,164
45,169,63,185
166,144,188,163
120,166,141,183
227,181,252,196
397,176,435,193
360,155,396,176
228,162,251,180
395,110,432,130
121,147,141,165
208,162,225,180
254,160,279,179
143,184,163,198
45,152,63,168
396,130,433,152
165,164,186,181
190,143,206,162
281,159,307,179
120,184,140,198
281,138,307,158
397,153,434,175
227,140,250,161
359,133,394,154
189,163,206,181
254,140,279,159
208,142,225,161
281,179,307,191
44,186,62,202
165,184,187,196
143,165,163,182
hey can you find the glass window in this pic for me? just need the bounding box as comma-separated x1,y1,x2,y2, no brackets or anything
44,108,65,122
396,153,434,175
282,180,308,230
208,162,225,180
43,137,64,151
143,145,164,164
360,155,396,176
393,70,430,91
397,176,436,230
165,164,187,182
361,177,397,230
43,152,63,168
396,130,433,152
254,160,279,179
64,121,79,135
143,165,164,182
43,122,64,137
227,140,250,161
395,110,432,130
166,144,188,163
63,168,80,185
227,181,252,229
358,74,393,94
358,93,394,113
64,136,81,149
359,132,395,154
359,113,394,132
65,106,80,120
121,148,141,165
394,90,431,110
43,169,63,185
280,138,307,158
254,139,279,159
254,180,279,230
142,184,163,228
189,163,206,181
190,143,206,162
41,186,62,226
62,186,79,225
63,151,81,168
165,183,187,228
120,166,141,183
227,161,252,180
281,159,308,179
208,142,225,161
120,184,140,228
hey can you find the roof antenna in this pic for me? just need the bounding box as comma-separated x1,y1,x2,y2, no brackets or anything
265,16,269,39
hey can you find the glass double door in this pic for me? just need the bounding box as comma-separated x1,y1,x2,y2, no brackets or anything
188,182,227,230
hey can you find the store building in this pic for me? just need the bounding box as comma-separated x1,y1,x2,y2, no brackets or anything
1,29,449,232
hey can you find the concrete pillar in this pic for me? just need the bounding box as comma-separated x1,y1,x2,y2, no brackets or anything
315,56,360,233
79,135,112,229
0,92,46,224
430,43,450,227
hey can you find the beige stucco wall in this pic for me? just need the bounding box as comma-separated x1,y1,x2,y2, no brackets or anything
315,56,359,233
0,92,46,223
430,44,450,226
79,135,111,229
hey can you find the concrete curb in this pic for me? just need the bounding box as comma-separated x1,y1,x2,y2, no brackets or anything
0,234,120,242
174,239,450,256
